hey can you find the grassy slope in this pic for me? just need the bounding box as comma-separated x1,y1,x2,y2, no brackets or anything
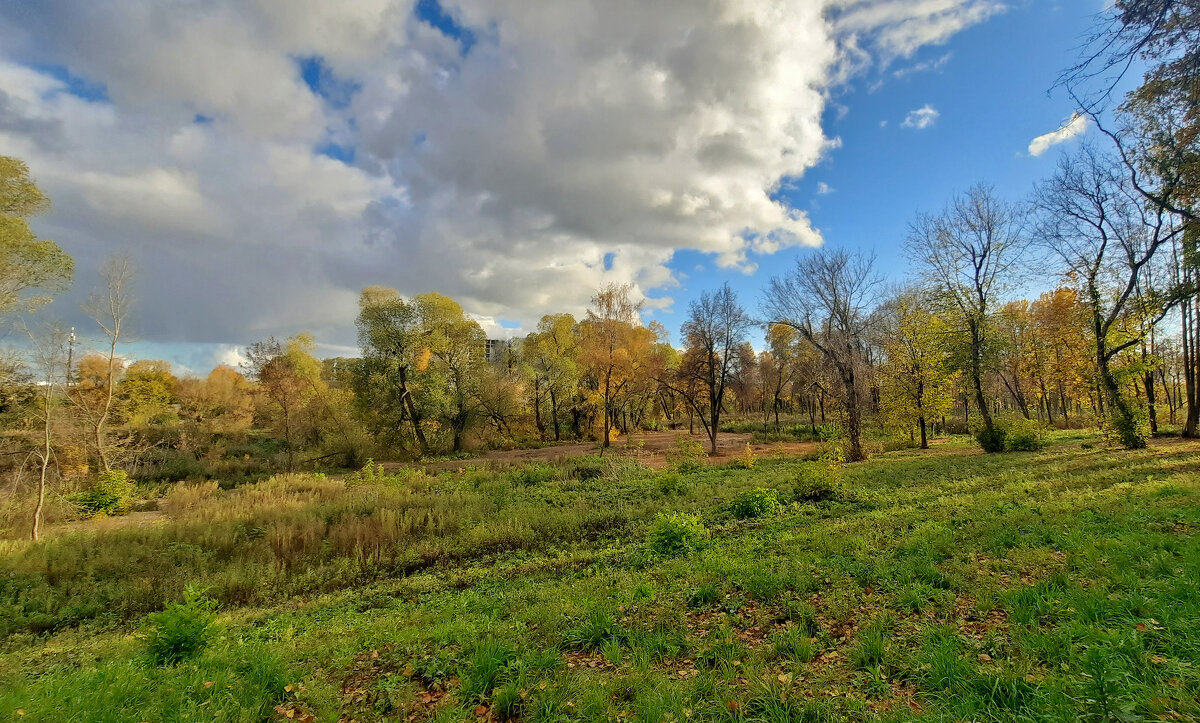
1,433,1198,722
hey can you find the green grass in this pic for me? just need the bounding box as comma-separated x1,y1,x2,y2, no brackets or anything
1,432,1198,721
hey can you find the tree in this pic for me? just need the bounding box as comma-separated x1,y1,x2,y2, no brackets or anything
1033,144,1188,447
1030,288,1095,423
521,313,580,441
20,321,70,540
906,185,1027,442
177,365,255,437
762,324,802,427
763,249,882,462
119,360,179,428
355,286,432,455
416,292,487,452
671,284,753,455
0,156,73,317
877,292,956,448
245,334,324,471
579,283,644,450
77,254,135,471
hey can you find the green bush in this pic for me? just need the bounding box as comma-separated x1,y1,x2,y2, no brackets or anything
728,487,782,519
71,469,136,517
647,511,708,556
144,585,217,665
509,462,559,486
1005,419,1045,452
569,456,605,480
344,459,427,487
976,426,1007,453
664,435,707,473
792,464,843,502
655,470,688,497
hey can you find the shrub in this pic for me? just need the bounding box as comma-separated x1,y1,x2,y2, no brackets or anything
647,511,708,556
1005,419,1045,451
343,458,387,485
71,469,136,517
344,459,427,487
665,435,707,473
976,426,1007,453
1103,406,1150,450
569,456,605,480
792,464,843,502
728,443,757,469
728,487,781,519
655,470,688,497
509,462,559,486
144,585,217,665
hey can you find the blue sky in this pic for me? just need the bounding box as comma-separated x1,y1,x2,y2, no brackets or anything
643,0,1115,342
0,0,1127,373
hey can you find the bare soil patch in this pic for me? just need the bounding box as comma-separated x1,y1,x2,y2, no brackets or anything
410,430,819,473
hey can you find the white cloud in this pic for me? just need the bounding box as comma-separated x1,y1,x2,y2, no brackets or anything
1028,112,1088,157
893,51,952,78
901,104,939,129
0,0,1001,365
830,0,1004,65
816,181,835,195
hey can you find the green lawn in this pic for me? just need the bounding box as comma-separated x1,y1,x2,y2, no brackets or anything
1,433,1198,722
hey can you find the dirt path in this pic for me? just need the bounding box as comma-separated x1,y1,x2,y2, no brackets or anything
409,430,819,472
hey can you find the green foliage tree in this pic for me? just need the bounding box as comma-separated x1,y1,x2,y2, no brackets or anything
355,286,432,455
416,292,487,452
878,292,956,448
0,156,73,317
521,314,580,441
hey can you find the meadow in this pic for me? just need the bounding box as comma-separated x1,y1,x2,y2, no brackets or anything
0,431,1197,722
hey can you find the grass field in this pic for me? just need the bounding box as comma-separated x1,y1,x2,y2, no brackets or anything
1,432,1198,722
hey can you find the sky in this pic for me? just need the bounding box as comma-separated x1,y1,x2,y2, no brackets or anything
0,0,1121,373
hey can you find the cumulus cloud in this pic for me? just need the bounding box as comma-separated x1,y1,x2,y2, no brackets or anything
0,0,1000,362
816,181,836,195
901,104,940,129
1028,112,1088,157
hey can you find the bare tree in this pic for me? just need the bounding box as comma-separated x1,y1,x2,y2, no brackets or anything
762,249,882,462
77,254,134,472
905,185,1027,440
667,284,753,455
1033,144,1188,447
20,320,70,540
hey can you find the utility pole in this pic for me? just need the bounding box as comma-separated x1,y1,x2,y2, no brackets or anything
66,327,75,387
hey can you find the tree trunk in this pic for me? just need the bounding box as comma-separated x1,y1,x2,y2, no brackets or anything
33,394,51,541
398,367,429,455
842,366,865,462
1100,352,1146,449
1184,299,1199,436
969,320,994,433
549,388,561,441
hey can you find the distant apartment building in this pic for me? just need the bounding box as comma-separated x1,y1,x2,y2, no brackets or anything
485,338,511,365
